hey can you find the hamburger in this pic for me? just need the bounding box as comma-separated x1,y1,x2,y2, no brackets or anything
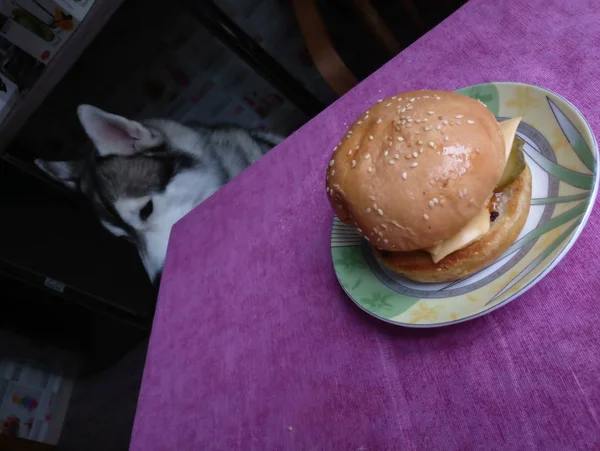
325,90,531,283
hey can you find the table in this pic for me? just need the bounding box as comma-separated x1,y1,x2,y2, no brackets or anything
0,0,323,156
130,0,600,449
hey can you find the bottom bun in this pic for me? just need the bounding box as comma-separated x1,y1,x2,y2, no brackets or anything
375,164,532,283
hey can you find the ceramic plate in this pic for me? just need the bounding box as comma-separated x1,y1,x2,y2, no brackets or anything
331,82,598,327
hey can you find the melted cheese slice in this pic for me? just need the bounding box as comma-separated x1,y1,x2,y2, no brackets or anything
499,117,521,161
425,207,492,263
424,118,521,263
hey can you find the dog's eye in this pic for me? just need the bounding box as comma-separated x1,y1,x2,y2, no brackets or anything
140,200,153,221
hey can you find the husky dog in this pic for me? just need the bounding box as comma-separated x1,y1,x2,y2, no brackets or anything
36,105,283,284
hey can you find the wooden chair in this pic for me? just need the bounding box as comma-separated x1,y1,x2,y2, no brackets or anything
293,0,358,96
293,0,464,97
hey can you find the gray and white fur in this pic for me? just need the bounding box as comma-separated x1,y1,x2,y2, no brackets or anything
36,105,283,284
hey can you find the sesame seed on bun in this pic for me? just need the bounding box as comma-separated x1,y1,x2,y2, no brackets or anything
325,90,506,252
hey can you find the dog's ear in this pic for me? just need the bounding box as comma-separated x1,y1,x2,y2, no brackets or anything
34,160,81,190
77,105,162,157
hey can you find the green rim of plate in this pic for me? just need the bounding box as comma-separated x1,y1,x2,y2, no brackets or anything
331,82,598,327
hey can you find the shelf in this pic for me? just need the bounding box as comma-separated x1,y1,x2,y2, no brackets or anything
0,0,126,155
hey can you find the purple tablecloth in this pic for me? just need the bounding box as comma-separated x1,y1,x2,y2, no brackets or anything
130,0,600,449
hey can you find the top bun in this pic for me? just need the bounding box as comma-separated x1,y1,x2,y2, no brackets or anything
325,90,506,251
